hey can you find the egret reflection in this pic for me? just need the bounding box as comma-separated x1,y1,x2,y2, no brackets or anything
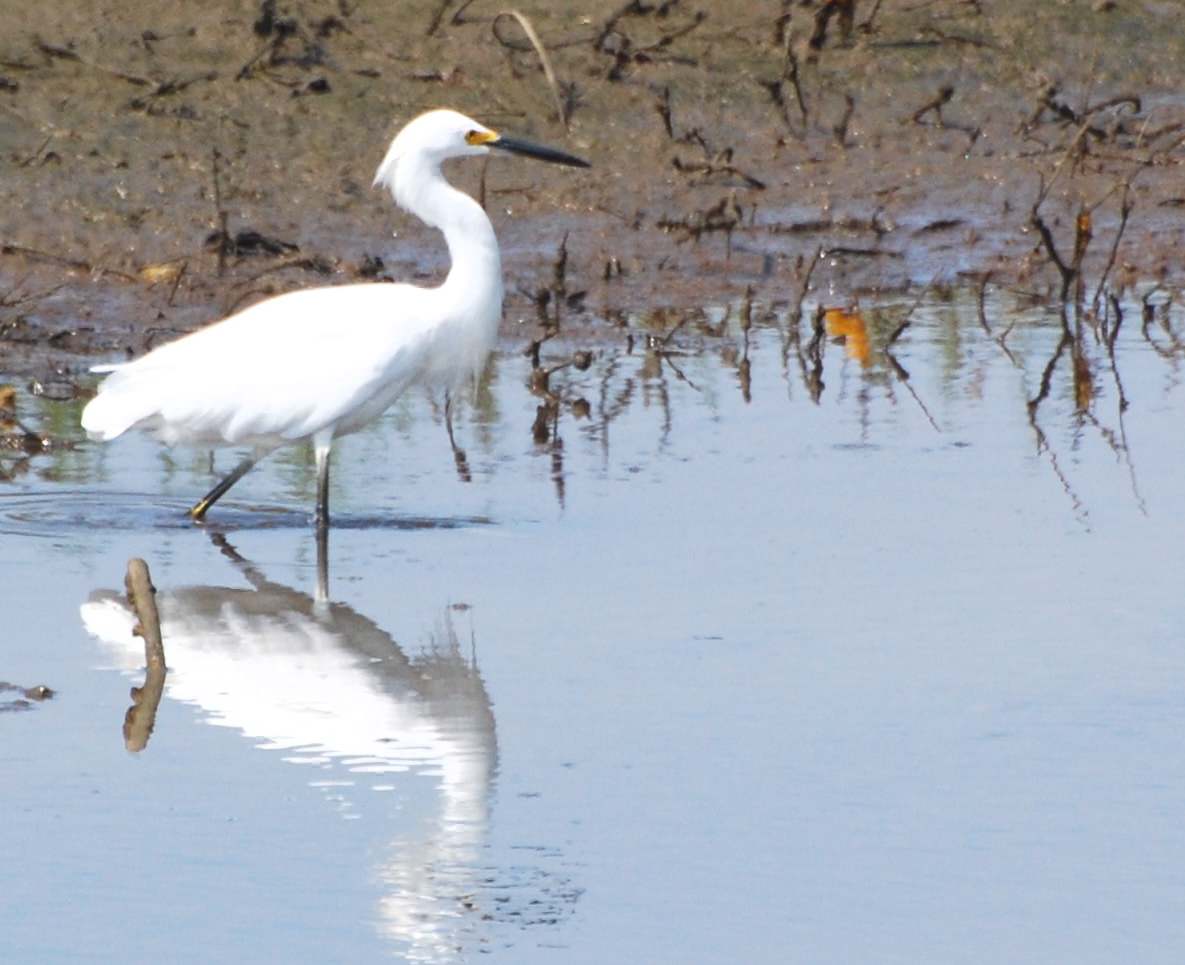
79,535,498,961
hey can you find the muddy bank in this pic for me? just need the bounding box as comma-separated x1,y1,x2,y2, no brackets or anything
2,0,1184,379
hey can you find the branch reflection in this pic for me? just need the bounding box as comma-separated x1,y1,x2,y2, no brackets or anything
527,286,1183,520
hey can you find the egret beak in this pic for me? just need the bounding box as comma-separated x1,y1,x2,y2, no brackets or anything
473,130,590,168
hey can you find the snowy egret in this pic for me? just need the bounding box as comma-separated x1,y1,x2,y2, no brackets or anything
81,109,588,526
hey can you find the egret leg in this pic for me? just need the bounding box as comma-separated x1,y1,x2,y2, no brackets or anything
314,519,330,606
190,453,261,521
444,391,471,483
313,436,332,529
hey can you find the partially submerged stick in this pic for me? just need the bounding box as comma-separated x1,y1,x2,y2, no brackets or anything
123,557,167,752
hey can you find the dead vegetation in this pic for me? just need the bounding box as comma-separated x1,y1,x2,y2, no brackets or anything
0,0,1182,385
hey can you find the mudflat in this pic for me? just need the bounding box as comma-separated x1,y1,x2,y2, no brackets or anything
1,1,1182,377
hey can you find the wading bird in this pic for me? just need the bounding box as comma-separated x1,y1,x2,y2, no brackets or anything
81,109,588,527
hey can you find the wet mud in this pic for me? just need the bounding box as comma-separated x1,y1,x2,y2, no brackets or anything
2,0,1185,381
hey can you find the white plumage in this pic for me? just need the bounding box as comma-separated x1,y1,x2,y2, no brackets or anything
81,108,588,526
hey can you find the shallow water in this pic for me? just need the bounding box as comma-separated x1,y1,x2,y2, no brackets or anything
3,291,1184,963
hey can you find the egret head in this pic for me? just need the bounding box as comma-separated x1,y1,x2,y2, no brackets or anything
373,109,588,207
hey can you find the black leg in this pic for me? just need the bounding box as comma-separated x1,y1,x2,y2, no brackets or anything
314,519,329,605
314,440,331,529
190,453,261,521
444,391,471,483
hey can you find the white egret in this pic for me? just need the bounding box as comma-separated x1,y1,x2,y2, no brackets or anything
81,109,589,526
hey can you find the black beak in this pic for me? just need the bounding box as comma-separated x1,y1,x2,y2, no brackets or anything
490,133,590,169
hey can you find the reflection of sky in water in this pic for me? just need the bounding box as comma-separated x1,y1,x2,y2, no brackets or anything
1,290,1184,962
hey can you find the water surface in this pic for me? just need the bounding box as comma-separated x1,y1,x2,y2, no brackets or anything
2,291,1183,963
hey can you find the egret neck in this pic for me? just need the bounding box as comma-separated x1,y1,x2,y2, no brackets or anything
387,148,503,379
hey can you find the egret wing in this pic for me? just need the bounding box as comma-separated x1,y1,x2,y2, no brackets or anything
82,283,445,447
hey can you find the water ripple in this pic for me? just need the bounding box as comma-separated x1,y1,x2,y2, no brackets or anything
0,490,491,537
